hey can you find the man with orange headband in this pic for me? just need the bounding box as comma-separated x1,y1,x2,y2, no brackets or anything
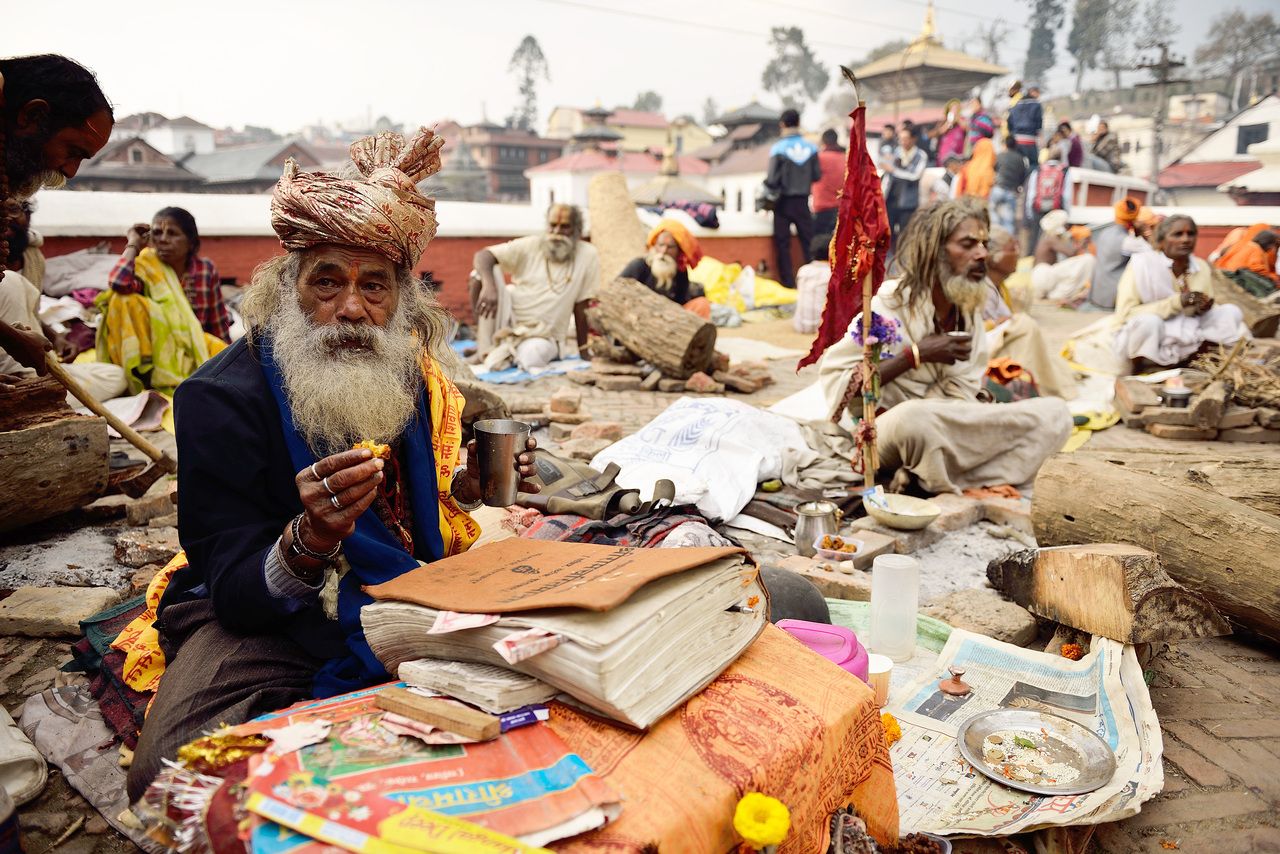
619,219,705,307
1088,197,1153,310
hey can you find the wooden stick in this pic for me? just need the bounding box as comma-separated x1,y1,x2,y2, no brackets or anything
43,354,176,473
376,686,501,741
860,272,878,486
1208,338,1247,381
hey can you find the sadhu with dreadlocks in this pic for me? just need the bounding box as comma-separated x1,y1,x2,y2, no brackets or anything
0,54,113,385
817,198,1072,495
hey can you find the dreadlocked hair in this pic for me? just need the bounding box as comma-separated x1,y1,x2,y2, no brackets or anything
888,197,990,312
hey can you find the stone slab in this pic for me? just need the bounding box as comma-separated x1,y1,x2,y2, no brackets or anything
570,421,624,442
542,407,592,425
114,526,181,569
922,587,1038,646
591,360,646,376
0,586,120,637
849,515,943,554
926,494,984,532
1218,407,1259,429
127,492,175,527
979,496,1033,535
657,379,685,393
79,494,130,522
595,375,644,392
557,437,612,462
1145,422,1218,441
1218,425,1280,443
771,556,873,601
549,422,576,442
549,387,582,414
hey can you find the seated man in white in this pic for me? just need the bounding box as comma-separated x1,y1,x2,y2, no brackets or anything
1113,214,1247,371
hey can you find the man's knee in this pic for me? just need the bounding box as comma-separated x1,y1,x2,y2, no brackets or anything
1127,313,1163,336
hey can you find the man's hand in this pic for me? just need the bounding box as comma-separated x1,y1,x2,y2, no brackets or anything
916,333,972,365
0,373,27,391
455,436,541,504
0,321,52,374
294,449,384,550
475,281,498,318
125,223,150,250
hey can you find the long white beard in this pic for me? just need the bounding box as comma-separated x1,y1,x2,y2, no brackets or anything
648,250,677,293
942,273,991,317
543,234,574,263
271,295,423,454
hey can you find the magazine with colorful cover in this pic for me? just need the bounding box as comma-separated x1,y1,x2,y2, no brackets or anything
234,683,620,852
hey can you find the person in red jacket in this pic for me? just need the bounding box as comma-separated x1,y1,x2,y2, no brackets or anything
812,128,845,235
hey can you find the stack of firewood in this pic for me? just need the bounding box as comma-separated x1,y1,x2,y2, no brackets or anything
1114,370,1280,443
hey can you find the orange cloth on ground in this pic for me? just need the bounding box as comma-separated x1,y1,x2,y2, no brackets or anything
962,484,1022,500
956,138,996,199
1222,239,1279,284
548,624,899,853
647,219,703,269
683,295,712,319
1215,223,1272,271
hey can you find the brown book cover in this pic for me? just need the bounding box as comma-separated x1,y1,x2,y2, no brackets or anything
364,539,749,613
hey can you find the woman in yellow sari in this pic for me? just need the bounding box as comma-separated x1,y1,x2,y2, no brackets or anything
956,137,997,199
97,208,225,393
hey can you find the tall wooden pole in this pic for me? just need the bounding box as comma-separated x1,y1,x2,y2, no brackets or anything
860,270,878,487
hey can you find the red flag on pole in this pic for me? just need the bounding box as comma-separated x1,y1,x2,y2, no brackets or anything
797,98,891,370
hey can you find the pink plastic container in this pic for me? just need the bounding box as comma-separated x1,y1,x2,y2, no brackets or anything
776,619,870,683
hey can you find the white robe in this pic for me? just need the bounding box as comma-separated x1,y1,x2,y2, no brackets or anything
1112,253,1247,366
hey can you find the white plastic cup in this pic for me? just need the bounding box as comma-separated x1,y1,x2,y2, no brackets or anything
866,653,894,707
868,554,920,663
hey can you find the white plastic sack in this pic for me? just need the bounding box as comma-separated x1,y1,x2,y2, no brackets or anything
591,397,818,521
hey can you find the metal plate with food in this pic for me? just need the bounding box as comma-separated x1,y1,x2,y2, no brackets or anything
956,709,1116,796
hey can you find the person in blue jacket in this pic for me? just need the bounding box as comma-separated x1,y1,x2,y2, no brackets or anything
764,108,821,288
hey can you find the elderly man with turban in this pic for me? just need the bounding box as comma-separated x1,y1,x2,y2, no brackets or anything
123,128,539,802
470,202,600,372
619,219,707,313
1030,209,1096,306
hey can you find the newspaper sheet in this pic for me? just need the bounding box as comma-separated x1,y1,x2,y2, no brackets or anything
887,629,1163,836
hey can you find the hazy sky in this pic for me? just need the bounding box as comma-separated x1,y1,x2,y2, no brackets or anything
6,0,1273,134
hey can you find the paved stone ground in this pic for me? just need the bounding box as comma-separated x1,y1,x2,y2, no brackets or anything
4,317,1279,852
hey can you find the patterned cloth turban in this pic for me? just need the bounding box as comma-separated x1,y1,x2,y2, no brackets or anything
270,127,445,268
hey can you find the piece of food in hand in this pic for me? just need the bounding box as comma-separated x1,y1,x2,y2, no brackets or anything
353,440,392,460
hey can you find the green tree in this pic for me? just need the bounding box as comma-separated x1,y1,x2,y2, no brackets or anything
702,97,719,126
1067,0,1111,92
1195,8,1280,108
968,21,1012,65
761,26,830,110
1098,0,1138,91
1136,0,1178,49
633,91,663,113
506,35,549,131
1023,0,1066,85
858,38,911,66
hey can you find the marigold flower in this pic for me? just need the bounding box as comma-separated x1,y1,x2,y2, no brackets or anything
881,712,902,746
733,792,790,849
1060,643,1085,661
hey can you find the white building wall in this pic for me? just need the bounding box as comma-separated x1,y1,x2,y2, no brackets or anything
706,172,765,215
143,126,216,156
1181,99,1280,163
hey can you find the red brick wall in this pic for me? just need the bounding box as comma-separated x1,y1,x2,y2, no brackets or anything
44,233,781,323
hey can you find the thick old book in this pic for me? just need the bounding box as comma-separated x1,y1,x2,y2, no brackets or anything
398,659,560,714
361,540,767,729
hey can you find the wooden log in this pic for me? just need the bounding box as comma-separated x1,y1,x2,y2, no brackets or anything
1032,454,1280,642
595,277,716,379
587,172,650,291
1145,422,1216,440
0,416,109,533
986,544,1229,643
1114,377,1159,428
1190,380,1227,430
0,375,73,432
1212,268,1280,338
1074,446,1280,516
376,686,500,741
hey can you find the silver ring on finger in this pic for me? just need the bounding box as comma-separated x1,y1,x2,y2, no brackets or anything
331,494,343,510
310,463,322,480
323,476,337,496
